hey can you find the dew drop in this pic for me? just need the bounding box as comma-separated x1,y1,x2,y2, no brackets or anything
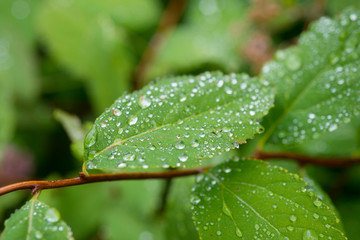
86,161,94,169
175,141,185,149
85,126,96,147
289,215,297,222
178,153,188,162
139,95,151,108
249,111,255,116
329,124,337,132
118,162,127,168
286,54,302,71
222,203,232,217
217,80,224,87
236,227,243,237
303,229,318,240
216,231,222,236
101,122,107,128
35,231,43,239
309,113,316,119
191,139,200,147
350,13,358,21
128,116,138,125
287,226,294,231
45,208,60,223
123,153,135,161
225,87,233,95
112,109,121,116
313,200,322,207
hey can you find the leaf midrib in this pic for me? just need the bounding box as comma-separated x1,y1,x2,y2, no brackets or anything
257,27,351,148
93,93,267,158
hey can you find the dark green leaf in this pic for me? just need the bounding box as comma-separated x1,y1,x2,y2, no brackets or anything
84,72,274,170
259,8,360,146
191,159,346,239
1,199,73,240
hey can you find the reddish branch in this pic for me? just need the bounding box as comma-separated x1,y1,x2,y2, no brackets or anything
0,167,209,196
133,0,188,90
254,150,360,167
1,151,360,196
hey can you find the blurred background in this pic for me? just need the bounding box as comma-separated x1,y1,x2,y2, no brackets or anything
0,0,360,239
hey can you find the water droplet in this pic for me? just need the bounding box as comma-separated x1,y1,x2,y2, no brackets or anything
216,231,222,236
128,116,138,125
286,54,302,71
118,162,126,168
309,113,316,119
303,229,318,240
249,111,255,116
139,95,151,108
313,213,319,219
178,153,188,162
222,203,232,217
86,161,94,169
287,226,294,231
313,200,322,207
217,80,224,87
225,87,233,94
272,204,278,209
191,139,199,147
350,13,358,21
101,122,107,128
236,227,243,237
45,208,60,223
290,215,297,222
329,124,337,132
85,126,96,147
112,109,121,116
255,224,260,230
123,153,135,161
35,231,43,239
175,141,185,149
240,83,247,90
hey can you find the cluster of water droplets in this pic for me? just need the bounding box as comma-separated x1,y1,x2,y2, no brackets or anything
262,9,360,145
190,160,346,239
84,72,273,170
3,200,73,239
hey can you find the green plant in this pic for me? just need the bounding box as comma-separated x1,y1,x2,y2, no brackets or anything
1,1,360,240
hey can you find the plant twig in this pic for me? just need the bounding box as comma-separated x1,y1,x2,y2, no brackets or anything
156,178,173,217
254,150,360,167
133,0,188,90
0,167,210,196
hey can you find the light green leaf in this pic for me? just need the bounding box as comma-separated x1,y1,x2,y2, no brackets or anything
191,159,347,239
258,8,360,146
1,199,74,240
37,0,152,112
84,72,274,170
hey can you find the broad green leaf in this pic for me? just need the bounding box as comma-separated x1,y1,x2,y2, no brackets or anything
258,8,360,147
37,0,159,112
1,199,74,240
149,0,250,81
0,0,40,103
84,72,274,170
191,159,346,239
38,181,108,239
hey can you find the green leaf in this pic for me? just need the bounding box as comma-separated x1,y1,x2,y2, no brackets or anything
1,199,74,240
37,0,155,112
84,72,274,170
191,159,347,239
258,8,360,147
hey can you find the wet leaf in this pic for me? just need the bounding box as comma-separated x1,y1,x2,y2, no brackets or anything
84,72,274,170
259,8,360,146
191,159,346,239
1,199,73,240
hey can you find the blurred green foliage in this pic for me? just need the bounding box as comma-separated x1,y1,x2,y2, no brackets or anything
0,0,360,239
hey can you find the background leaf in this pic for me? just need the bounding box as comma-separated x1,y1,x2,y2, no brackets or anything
37,0,160,113
84,72,274,170
1,198,73,240
258,7,360,146
191,159,346,239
